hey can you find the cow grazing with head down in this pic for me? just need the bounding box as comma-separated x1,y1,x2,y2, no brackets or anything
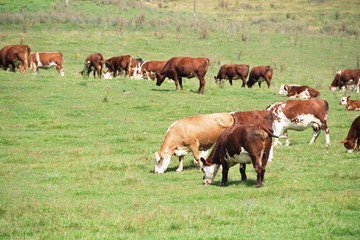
214,64,249,87
156,56,209,94
266,99,330,147
339,96,360,111
279,84,320,99
140,60,167,80
330,69,360,93
341,116,360,153
0,45,31,73
80,53,104,78
247,65,273,88
30,52,64,76
154,110,274,174
201,124,276,187
105,55,132,78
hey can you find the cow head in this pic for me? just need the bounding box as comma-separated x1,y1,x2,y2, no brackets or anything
200,157,220,185
154,152,171,174
340,138,358,153
155,73,165,86
278,84,288,95
339,96,350,105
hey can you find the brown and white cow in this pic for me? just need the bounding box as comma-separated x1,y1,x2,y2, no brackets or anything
330,69,360,93
80,53,104,78
105,55,132,78
266,99,330,147
279,84,320,99
129,58,144,79
339,96,360,111
154,110,274,174
341,116,360,153
201,124,276,187
30,52,64,76
214,64,249,87
247,65,273,88
140,60,167,80
155,57,209,94
0,45,31,73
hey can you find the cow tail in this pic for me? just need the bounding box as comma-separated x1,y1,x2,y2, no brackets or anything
260,125,279,139
324,100,329,111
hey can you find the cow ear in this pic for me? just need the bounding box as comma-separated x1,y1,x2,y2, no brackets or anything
347,96,351,100
284,85,288,91
340,139,348,144
200,157,207,165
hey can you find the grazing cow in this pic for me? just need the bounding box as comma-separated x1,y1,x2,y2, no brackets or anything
341,116,360,153
279,84,320,99
129,58,144,79
80,53,104,78
247,65,273,88
214,64,250,87
105,55,132,78
330,69,360,93
140,60,167,80
155,56,209,94
339,96,360,111
266,99,330,147
30,52,64,76
154,110,273,174
0,45,31,73
201,124,276,187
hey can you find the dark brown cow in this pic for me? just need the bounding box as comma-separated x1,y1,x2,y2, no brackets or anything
214,64,249,87
30,52,64,76
341,116,360,153
0,45,31,73
201,124,275,187
155,56,209,94
330,69,360,93
80,53,104,78
105,55,132,78
247,65,273,88
279,84,320,99
140,60,167,80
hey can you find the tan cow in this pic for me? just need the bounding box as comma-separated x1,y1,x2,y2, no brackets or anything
30,52,64,76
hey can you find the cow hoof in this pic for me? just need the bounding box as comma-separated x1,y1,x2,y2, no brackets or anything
176,168,183,172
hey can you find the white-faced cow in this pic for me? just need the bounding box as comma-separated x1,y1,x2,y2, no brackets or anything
266,99,330,147
339,96,360,111
140,60,167,80
341,116,360,153
154,110,273,174
0,45,31,73
30,52,64,76
330,69,360,93
214,64,249,87
247,65,273,88
80,53,104,78
201,124,276,187
279,84,320,99
155,57,209,94
105,55,132,78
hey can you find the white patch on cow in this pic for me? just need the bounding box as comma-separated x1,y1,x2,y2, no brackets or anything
103,72,113,79
154,152,171,174
278,84,287,95
336,70,343,75
224,148,252,167
202,164,221,185
340,96,347,105
173,146,191,157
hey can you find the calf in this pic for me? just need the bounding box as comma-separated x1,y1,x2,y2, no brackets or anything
30,52,64,76
247,65,273,88
201,124,275,187
266,99,330,147
341,116,360,153
0,45,31,73
339,96,360,111
156,56,209,94
214,64,249,87
140,60,167,80
81,53,104,78
279,84,320,99
105,55,132,78
330,69,360,93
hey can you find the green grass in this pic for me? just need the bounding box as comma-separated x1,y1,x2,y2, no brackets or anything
1,0,360,239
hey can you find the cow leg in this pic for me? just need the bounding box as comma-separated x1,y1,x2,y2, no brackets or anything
239,164,247,181
176,156,184,172
178,77,183,90
241,77,246,88
189,144,202,169
266,79,271,88
229,78,233,86
284,130,290,146
220,163,229,186
258,81,262,88
309,125,321,145
198,76,205,94
252,155,264,188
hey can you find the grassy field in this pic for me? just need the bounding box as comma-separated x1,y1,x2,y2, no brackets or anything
1,0,360,239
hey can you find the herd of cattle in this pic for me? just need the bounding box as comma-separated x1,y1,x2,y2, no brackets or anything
1,44,360,187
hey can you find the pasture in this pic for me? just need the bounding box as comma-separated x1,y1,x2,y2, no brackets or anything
1,0,360,239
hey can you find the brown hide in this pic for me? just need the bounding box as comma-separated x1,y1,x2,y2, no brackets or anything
330,69,360,90
82,53,104,78
30,52,64,74
156,56,209,94
247,65,273,88
341,116,360,151
105,55,132,77
285,85,320,99
0,45,31,73
214,64,249,87
140,60,167,80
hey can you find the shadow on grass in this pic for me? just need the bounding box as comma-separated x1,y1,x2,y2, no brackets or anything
210,179,258,188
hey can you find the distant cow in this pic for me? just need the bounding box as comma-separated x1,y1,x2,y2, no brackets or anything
330,69,360,93
341,116,360,153
266,99,330,147
339,96,360,111
30,52,64,76
140,60,167,80
156,56,209,94
80,53,104,78
0,45,31,73
279,84,320,99
129,58,143,79
201,124,276,187
214,64,249,87
247,65,273,88
105,55,132,78
154,110,274,174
